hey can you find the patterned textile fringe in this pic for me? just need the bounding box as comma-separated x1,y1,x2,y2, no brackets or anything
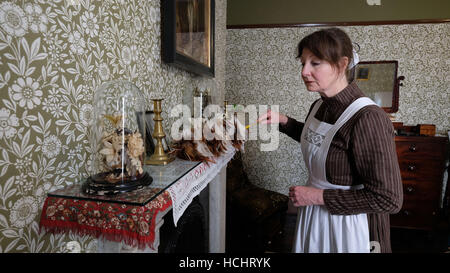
39,219,156,250
38,197,172,250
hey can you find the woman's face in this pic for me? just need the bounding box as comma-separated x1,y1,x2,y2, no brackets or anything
300,48,346,97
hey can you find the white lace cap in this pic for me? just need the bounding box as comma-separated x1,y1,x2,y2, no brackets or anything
349,48,359,69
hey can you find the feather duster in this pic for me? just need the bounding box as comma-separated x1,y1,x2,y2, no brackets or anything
170,114,245,163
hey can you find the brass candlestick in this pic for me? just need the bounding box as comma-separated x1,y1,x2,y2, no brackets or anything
224,100,228,119
145,99,174,165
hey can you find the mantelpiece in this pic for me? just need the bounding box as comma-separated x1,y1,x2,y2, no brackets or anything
40,155,232,253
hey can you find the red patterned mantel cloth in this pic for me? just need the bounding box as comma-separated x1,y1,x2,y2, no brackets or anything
39,191,172,250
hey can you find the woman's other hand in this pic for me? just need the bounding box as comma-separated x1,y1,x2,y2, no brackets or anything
289,186,324,207
257,110,288,125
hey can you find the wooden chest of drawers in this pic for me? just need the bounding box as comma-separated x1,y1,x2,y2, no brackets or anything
390,136,449,230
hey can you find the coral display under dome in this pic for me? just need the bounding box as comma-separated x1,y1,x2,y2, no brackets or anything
83,80,152,195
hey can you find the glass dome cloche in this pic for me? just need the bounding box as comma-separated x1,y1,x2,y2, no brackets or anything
83,80,152,195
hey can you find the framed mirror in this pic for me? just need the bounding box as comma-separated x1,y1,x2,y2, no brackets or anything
354,61,404,113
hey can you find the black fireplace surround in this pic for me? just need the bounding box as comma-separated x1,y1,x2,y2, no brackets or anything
158,196,207,253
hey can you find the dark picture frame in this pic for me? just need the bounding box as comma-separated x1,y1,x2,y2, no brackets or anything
162,0,215,77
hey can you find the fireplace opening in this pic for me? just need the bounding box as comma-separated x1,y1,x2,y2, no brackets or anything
158,196,207,253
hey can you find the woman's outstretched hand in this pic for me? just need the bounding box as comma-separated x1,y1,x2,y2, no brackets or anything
257,110,288,125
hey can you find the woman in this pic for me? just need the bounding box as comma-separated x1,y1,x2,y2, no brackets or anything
258,28,403,253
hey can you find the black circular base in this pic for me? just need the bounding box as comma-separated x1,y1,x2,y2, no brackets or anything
82,172,152,196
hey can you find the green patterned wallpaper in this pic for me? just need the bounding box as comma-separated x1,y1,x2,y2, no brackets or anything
0,0,227,252
226,23,450,195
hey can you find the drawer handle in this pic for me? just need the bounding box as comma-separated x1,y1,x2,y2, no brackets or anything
403,210,411,216
409,144,417,152
407,165,416,171
406,186,414,193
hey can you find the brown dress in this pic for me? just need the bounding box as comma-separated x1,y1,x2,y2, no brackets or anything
279,82,403,253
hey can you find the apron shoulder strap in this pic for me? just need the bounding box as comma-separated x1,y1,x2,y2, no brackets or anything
316,97,377,182
310,99,323,117
334,97,377,127
300,99,323,141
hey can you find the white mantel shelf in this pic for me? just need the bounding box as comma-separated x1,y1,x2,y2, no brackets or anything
97,153,234,253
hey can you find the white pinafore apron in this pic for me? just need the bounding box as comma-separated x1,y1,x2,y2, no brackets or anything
292,97,377,253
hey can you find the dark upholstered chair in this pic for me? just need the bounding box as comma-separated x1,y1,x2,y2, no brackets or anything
226,152,289,252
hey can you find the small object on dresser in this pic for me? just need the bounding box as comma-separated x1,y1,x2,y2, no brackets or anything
397,129,416,136
414,124,436,136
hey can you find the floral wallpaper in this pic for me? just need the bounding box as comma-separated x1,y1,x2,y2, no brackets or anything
226,23,450,195
0,0,227,252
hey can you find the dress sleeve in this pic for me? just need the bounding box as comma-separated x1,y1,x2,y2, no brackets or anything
323,108,403,215
279,117,304,142
279,100,319,142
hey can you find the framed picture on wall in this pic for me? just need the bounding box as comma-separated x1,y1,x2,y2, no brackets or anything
356,67,370,80
162,0,215,77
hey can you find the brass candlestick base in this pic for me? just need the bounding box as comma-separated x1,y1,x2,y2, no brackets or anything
145,99,174,165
